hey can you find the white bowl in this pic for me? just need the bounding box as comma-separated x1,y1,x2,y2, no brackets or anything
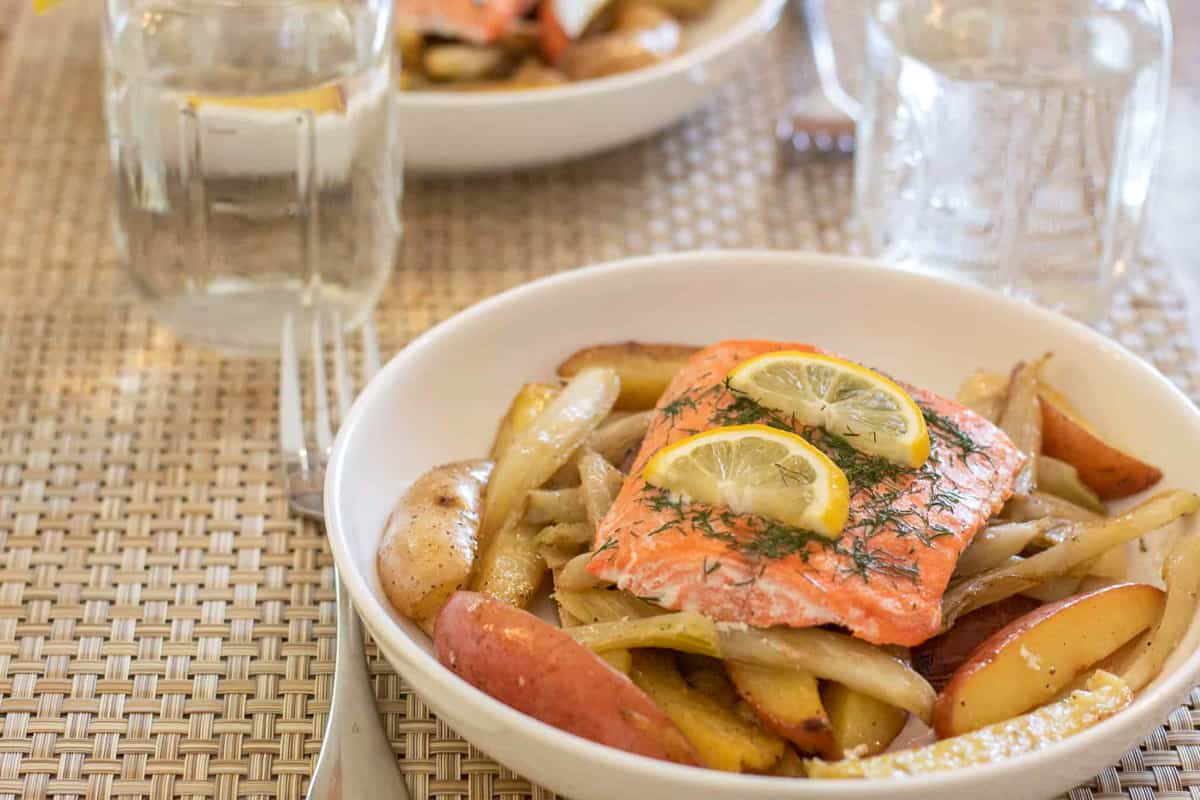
395,0,783,173
326,251,1200,800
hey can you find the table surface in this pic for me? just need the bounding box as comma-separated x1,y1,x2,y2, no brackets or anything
0,2,1198,800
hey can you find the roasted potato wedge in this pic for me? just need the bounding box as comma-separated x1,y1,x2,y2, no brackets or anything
820,683,907,760
912,596,1041,690
377,460,492,633
395,27,426,73
1040,391,1163,500
726,662,835,757
768,746,808,777
424,43,515,82
807,672,1131,778
934,582,1164,737
557,342,699,410
435,593,699,765
678,655,740,707
631,650,786,772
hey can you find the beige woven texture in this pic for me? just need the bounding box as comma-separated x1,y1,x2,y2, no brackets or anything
1,2,1199,799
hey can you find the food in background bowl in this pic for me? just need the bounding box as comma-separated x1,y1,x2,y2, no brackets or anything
375,337,1200,778
396,0,718,89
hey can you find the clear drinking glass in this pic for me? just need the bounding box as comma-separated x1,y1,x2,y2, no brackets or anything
103,0,401,354
851,0,1172,320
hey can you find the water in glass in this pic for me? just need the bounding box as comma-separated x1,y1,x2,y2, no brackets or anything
104,1,400,353
853,0,1171,320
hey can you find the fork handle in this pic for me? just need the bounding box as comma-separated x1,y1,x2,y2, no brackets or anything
306,570,411,800
797,0,861,121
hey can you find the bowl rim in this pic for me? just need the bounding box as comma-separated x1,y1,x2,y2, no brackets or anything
326,249,1200,795
393,0,785,108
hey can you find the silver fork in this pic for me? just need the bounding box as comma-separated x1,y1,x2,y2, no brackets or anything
777,0,859,164
278,312,410,800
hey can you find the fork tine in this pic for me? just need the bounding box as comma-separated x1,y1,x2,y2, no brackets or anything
311,312,334,453
331,310,353,422
362,317,381,382
279,313,305,459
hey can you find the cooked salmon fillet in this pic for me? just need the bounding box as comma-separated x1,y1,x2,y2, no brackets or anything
395,0,536,43
587,340,1026,647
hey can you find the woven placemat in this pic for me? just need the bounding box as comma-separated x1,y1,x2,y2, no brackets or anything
0,2,1198,799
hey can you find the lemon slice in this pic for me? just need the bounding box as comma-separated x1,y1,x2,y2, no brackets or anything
727,351,930,468
643,424,850,537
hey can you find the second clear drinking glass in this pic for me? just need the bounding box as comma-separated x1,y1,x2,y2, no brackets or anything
104,0,401,353
852,0,1172,320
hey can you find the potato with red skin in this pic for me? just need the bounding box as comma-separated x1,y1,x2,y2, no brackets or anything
913,596,1041,691
1040,394,1162,500
933,582,1164,738
538,1,572,64
435,591,700,765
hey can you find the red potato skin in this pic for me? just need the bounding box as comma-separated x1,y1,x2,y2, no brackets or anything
538,1,571,65
932,582,1162,737
1040,399,1162,500
912,596,1041,691
434,592,700,765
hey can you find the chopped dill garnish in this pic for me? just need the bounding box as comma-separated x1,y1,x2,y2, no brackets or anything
591,537,618,559
660,392,701,425
809,429,910,490
921,405,990,463
644,486,685,516
690,506,719,538
928,486,964,513
842,538,921,584
739,520,832,561
703,558,721,578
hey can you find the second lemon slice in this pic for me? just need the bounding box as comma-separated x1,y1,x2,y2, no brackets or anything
727,351,930,469
643,424,850,538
